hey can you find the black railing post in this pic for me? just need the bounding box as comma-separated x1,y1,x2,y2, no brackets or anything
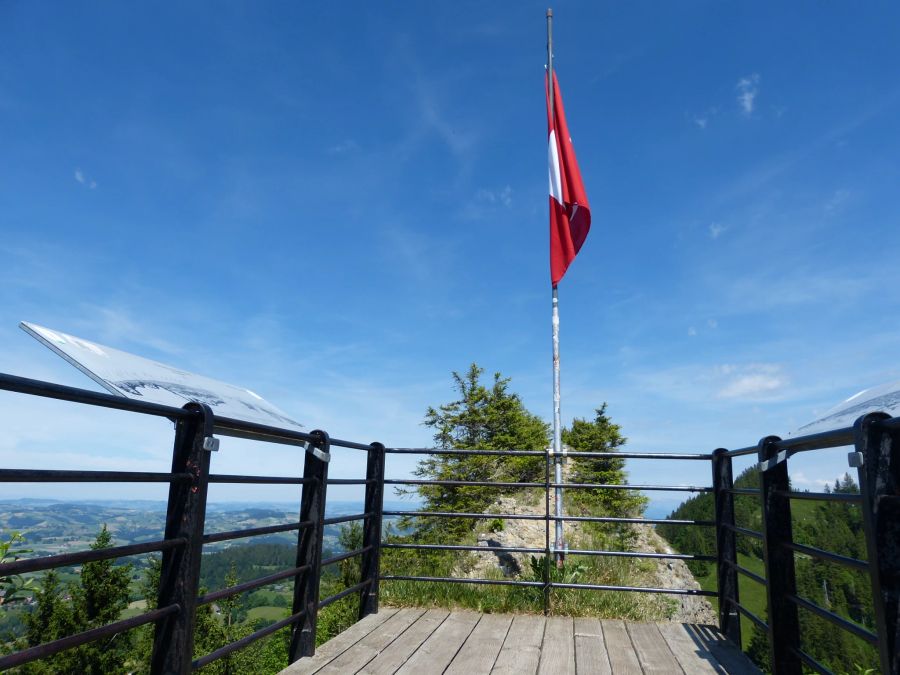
359,442,385,618
854,412,900,675
152,402,216,675
289,430,330,662
758,435,801,674
712,447,741,647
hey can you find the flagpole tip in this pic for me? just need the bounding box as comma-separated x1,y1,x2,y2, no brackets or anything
547,8,553,18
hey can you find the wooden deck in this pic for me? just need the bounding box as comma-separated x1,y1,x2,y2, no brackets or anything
280,608,761,674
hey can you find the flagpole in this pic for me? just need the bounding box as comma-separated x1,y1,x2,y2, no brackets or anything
547,7,565,568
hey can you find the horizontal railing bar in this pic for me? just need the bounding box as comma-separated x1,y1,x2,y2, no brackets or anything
0,468,191,483
318,579,372,609
787,594,878,644
0,603,178,670
727,488,760,496
384,448,712,460
382,543,544,554
323,512,373,526
0,537,186,577
560,515,716,526
327,478,377,485
777,427,854,455
197,565,311,606
564,549,717,562
207,474,312,485
723,523,763,540
386,448,544,456
331,438,379,451
789,646,832,675
783,541,869,571
192,609,306,670
777,490,862,503
551,483,713,492
728,598,768,631
383,479,710,492
202,520,313,544
321,546,373,567
382,511,714,527
384,479,545,488
721,446,758,457
565,452,713,460
725,559,767,586
209,414,316,447
551,582,717,596
0,372,193,419
384,510,545,521
381,575,543,588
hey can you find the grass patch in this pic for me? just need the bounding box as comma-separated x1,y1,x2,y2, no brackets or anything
245,606,289,624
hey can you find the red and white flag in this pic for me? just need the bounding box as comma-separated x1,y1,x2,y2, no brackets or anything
547,71,591,286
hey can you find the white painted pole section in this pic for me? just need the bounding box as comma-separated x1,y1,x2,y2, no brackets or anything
552,286,564,566
547,8,565,567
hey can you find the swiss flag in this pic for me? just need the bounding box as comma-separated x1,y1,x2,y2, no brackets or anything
547,71,591,286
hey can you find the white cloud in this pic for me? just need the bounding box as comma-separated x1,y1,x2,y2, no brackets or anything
328,139,359,155
718,363,787,399
74,167,97,189
476,185,513,208
824,188,851,214
790,471,837,491
708,223,727,239
694,117,708,130
736,74,760,116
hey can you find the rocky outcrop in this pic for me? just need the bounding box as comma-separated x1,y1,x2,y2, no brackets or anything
460,491,717,625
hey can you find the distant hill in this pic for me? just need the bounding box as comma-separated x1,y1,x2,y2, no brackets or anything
0,498,418,557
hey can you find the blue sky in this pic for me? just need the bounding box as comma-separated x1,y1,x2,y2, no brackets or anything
2,2,899,514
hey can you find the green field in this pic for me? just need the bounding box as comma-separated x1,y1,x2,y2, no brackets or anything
245,605,290,624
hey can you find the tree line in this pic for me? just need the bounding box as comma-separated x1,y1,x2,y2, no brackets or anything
659,470,879,673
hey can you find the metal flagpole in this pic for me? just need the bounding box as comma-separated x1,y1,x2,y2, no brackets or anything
547,7,565,568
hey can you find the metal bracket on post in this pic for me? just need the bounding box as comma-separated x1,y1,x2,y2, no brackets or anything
305,440,330,463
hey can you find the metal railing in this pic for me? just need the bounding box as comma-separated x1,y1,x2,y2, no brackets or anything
380,446,716,613
1,370,898,674
0,372,385,673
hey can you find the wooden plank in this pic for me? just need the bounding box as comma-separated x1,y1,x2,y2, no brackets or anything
537,616,575,675
573,617,611,675
656,622,723,674
684,624,762,675
627,622,683,674
491,614,545,675
600,620,642,675
445,613,513,675
359,609,450,675
395,611,481,675
280,608,398,674
315,608,427,675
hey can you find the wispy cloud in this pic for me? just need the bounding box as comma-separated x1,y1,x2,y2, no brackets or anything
708,222,727,239
476,185,513,208
736,74,760,116
328,139,360,155
74,167,97,189
824,188,851,214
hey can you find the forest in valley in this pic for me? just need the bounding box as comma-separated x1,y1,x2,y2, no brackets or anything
658,469,878,673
